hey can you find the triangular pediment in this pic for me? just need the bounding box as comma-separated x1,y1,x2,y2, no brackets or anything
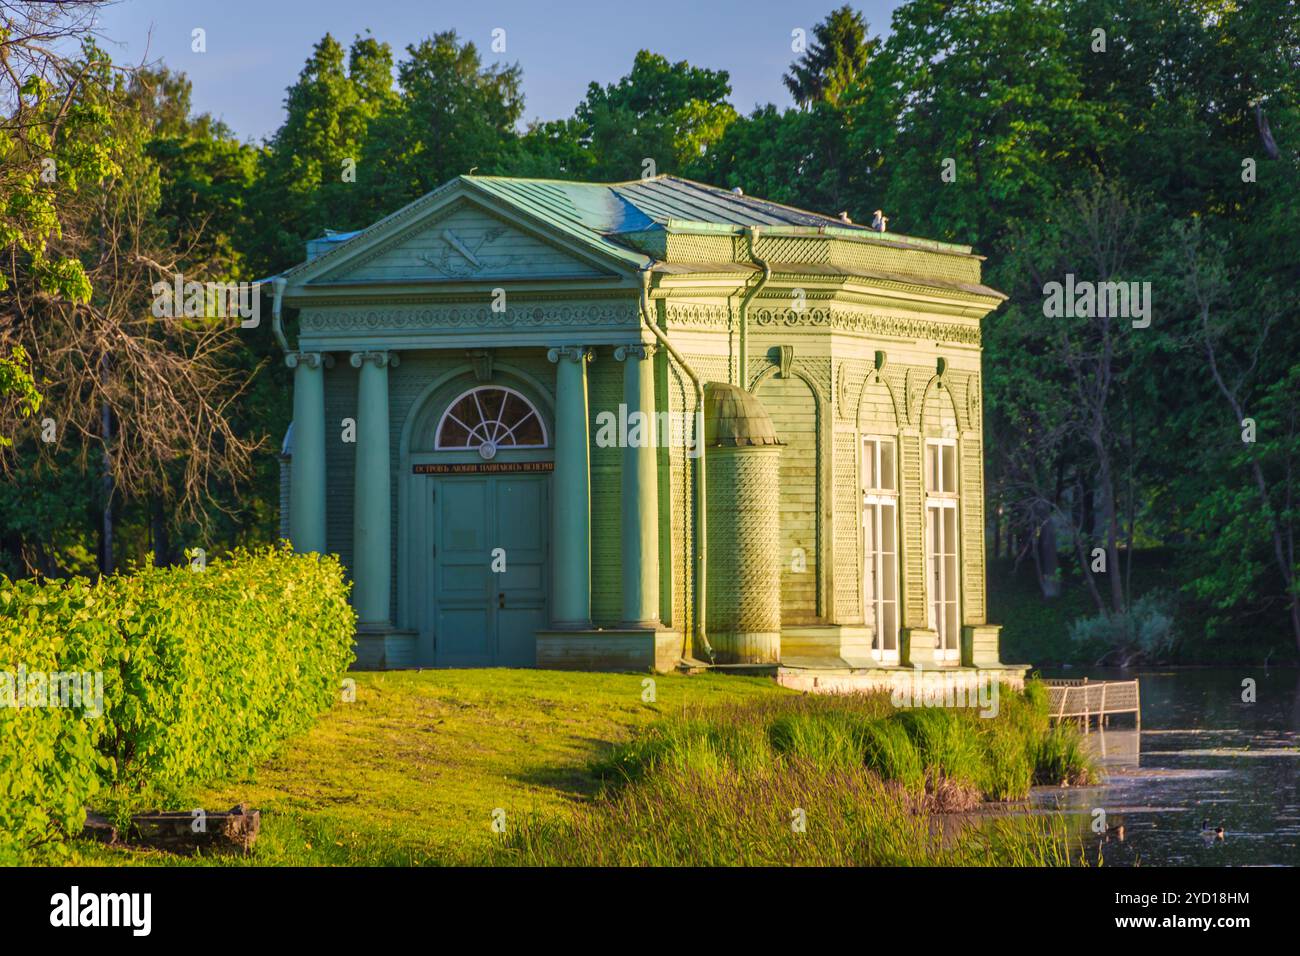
305,193,619,286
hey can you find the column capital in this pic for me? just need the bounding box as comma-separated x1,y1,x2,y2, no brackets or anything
547,345,594,364
350,350,399,369
286,351,335,370
614,342,657,362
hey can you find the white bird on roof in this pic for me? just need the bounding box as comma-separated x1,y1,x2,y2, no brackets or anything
838,211,852,224
871,210,889,233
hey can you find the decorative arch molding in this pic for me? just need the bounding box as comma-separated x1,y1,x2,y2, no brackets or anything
399,361,556,458
918,371,964,439
748,362,829,409
854,368,904,432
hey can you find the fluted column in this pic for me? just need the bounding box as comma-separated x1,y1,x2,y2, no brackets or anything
351,350,398,626
614,342,660,627
547,345,593,627
287,351,331,554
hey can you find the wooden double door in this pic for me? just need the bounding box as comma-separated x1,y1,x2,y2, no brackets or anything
432,475,548,667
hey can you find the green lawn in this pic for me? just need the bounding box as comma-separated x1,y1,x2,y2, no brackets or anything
71,669,789,866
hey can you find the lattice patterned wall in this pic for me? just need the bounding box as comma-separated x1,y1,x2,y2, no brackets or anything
706,447,782,642
833,427,861,623
898,429,927,628
323,359,358,577
588,350,623,625
960,429,986,624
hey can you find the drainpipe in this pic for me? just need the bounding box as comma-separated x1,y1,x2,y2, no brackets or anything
738,227,772,389
638,268,713,663
269,276,290,354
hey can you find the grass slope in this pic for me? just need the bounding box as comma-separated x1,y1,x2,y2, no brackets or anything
71,669,787,866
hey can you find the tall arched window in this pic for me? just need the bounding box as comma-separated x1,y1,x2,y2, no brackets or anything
435,386,547,459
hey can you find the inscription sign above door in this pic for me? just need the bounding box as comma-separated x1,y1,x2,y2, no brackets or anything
413,461,555,475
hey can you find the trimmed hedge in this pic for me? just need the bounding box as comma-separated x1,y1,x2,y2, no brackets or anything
0,546,355,862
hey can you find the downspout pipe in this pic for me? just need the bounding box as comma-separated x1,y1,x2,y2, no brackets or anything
638,267,713,663
738,226,772,388
269,276,290,354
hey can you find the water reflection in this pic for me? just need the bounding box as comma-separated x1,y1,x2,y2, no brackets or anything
1030,667,1300,866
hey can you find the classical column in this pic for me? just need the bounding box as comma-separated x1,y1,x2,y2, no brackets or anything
614,342,660,627
351,350,398,626
287,351,330,554
547,345,593,627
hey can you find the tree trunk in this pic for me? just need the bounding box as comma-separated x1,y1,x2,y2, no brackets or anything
99,397,114,576
1094,435,1126,616
150,495,171,567
1037,513,1060,598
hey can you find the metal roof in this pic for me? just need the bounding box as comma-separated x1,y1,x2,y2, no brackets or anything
466,174,877,236
611,176,862,231
288,173,983,284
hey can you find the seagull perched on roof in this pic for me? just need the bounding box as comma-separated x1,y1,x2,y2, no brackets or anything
871,209,889,233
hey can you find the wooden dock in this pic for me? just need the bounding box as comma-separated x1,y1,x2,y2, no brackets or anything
1044,678,1140,731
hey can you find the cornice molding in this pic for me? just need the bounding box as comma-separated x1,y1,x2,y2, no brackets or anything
664,302,981,345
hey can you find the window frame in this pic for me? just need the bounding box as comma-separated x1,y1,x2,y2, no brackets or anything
434,385,549,452
862,435,900,663
924,438,960,661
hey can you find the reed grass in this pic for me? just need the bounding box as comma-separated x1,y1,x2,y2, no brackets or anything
484,680,1095,866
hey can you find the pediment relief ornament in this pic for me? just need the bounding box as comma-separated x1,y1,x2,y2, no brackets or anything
418,227,515,278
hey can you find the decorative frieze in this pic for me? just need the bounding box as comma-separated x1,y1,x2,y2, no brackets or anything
665,302,981,346
302,302,639,333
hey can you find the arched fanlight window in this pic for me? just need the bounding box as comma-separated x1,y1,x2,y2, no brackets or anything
435,386,548,459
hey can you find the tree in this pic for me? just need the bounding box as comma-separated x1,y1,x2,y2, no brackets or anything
846,0,1104,248
988,181,1158,616
575,51,737,181
358,32,521,217
784,5,877,107
504,118,597,180
0,1,117,302
0,48,261,575
1165,219,1300,653
248,33,393,274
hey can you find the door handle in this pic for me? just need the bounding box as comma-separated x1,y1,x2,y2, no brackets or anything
498,592,506,609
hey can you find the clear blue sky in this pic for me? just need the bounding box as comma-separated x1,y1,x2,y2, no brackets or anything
91,0,904,142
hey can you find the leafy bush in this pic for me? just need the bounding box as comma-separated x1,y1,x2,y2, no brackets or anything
1068,590,1178,664
0,576,116,863
0,546,355,862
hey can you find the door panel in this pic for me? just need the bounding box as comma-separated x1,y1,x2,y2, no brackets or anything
492,477,547,666
435,479,493,666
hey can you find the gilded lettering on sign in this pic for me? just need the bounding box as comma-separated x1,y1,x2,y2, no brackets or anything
412,461,555,475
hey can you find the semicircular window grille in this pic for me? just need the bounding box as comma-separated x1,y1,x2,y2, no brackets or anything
435,386,548,458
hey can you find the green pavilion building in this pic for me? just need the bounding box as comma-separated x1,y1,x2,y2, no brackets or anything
273,174,1021,688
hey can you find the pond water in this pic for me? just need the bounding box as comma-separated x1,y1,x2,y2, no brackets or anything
1031,667,1300,866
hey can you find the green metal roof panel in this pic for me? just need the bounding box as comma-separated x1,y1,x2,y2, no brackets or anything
612,177,857,230
465,176,655,268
